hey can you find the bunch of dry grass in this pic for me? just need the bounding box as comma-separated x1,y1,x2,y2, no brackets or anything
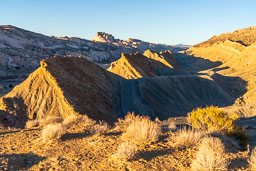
92,121,110,134
249,147,256,170
169,128,206,148
121,115,161,143
115,112,143,130
191,137,229,171
41,123,66,143
113,142,138,160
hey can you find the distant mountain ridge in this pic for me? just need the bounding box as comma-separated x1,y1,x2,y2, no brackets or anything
0,25,186,70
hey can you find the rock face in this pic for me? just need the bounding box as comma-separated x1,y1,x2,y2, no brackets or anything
187,26,256,109
93,32,117,43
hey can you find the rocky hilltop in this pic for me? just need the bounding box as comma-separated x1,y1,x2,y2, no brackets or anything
187,26,256,112
107,50,180,79
0,25,185,70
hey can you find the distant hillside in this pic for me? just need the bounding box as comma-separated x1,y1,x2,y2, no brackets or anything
187,26,256,110
194,26,256,47
0,26,185,70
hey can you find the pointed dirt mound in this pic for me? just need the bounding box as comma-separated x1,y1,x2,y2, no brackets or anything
107,50,180,79
0,56,121,127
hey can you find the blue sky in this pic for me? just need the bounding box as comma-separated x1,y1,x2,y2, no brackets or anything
1,0,255,45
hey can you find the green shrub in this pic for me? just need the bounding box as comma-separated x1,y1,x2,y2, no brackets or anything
187,106,237,133
187,106,249,148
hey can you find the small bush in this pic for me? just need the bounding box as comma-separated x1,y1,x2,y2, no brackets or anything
249,147,256,170
92,121,110,134
41,123,66,143
169,128,206,148
121,115,161,143
191,137,229,171
187,106,249,148
115,112,144,129
113,142,138,160
187,106,236,133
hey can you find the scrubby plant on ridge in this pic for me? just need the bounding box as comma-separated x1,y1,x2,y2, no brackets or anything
121,114,161,143
191,137,229,171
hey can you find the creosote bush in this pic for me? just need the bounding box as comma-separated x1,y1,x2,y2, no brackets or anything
187,106,249,147
41,123,66,143
191,137,229,171
113,142,138,160
187,106,237,133
121,114,161,143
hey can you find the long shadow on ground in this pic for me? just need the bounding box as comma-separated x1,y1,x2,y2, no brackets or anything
0,153,45,170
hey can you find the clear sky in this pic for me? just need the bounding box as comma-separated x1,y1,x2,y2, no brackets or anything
1,0,255,45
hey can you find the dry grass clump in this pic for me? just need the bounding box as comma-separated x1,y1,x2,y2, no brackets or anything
248,147,256,170
115,112,144,130
169,128,206,148
113,142,138,160
41,123,66,143
121,115,161,143
92,121,110,134
191,137,229,171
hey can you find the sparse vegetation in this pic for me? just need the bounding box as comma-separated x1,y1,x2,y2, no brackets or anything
121,115,161,143
191,137,229,171
249,147,256,170
113,142,138,160
169,128,206,148
41,123,66,143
